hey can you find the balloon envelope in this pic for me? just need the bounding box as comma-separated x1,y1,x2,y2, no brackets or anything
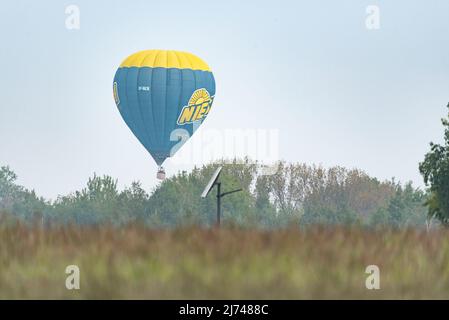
113,50,216,165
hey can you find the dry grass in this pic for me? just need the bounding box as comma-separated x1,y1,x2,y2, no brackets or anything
0,224,448,299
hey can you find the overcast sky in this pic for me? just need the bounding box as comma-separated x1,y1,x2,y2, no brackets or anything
0,0,448,199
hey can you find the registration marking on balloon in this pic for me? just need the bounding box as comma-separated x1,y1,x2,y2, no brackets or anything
177,88,214,125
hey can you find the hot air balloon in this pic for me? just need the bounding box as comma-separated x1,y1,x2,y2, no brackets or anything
113,50,216,179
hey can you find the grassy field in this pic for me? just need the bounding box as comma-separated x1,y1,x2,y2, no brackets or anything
0,224,448,299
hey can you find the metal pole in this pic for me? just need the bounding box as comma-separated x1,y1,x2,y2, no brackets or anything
216,182,221,227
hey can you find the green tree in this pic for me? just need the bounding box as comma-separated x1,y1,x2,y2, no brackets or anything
0,166,20,210
0,166,49,223
119,181,150,223
53,174,122,225
419,103,449,226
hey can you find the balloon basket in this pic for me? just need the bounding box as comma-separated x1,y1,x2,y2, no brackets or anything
156,167,166,180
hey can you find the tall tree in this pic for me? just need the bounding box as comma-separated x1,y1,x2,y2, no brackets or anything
419,103,449,225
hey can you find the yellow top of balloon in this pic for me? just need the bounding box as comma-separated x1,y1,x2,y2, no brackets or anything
119,50,211,72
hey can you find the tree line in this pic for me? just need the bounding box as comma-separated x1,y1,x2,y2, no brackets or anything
0,159,428,228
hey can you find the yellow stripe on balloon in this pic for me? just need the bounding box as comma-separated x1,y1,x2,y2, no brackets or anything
119,50,211,72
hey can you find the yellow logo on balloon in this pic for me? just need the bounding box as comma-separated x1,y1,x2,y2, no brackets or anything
177,88,213,125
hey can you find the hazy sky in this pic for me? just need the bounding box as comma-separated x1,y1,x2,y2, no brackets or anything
0,1,448,199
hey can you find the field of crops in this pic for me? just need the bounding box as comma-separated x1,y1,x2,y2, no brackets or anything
0,224,448,299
